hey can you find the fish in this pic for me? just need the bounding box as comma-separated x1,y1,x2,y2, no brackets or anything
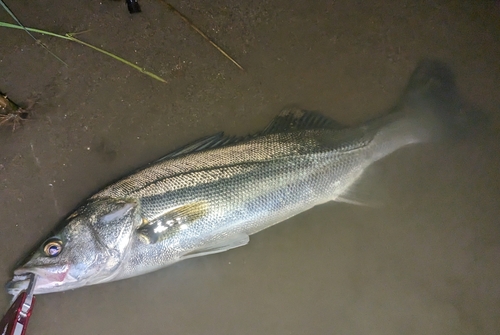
5,60,478,297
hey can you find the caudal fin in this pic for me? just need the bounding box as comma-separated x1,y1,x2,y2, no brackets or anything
366,60,488,162
398,59,488,139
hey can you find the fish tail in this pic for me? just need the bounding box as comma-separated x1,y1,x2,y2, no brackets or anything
368,60,487,162
398,59,487,140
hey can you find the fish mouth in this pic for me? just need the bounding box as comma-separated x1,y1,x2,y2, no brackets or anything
6,265,75,296
5,273,32,298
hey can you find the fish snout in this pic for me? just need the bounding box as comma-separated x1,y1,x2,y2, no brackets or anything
5,274,31,298
6,264,73,295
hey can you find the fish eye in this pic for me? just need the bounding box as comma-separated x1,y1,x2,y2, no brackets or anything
43,238,63,257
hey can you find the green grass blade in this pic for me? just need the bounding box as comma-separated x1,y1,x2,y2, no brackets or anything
0,21,72,39
0,21,167,83
66,34,168,83
0,0,40,42
0,0,67,65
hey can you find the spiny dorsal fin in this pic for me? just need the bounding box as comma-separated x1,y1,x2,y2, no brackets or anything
260,107,345,135
156,107,344,161
158,133,223,161
156,132,255,161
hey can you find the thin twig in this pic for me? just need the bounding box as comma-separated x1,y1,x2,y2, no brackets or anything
161,1,244,71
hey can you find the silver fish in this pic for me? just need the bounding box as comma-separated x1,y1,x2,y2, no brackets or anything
6,60,475,296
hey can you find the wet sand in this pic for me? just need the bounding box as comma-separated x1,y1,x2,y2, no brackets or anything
1,1,499,334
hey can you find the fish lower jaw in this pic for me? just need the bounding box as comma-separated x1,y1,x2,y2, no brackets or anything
5,279,29,297
7,267,78,296
7,276,76,296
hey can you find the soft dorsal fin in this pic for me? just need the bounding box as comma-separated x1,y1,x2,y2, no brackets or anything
260,107,345,134
156,107,344,161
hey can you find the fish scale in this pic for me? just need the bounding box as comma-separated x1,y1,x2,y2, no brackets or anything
115,142,371,280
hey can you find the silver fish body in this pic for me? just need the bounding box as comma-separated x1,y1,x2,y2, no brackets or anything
6,60,471,296
96,111,428,281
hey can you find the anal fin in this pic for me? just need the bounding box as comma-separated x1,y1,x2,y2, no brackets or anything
335,194,381,207
333,170,385,208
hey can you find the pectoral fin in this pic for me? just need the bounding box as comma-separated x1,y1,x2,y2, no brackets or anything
182,234,250,260
137,201,208,244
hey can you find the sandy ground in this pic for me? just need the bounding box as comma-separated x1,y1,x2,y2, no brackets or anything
1,1,499,334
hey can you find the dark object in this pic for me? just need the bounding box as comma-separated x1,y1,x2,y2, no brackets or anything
126,0,141,13
0,93,30,131
0,274,36,335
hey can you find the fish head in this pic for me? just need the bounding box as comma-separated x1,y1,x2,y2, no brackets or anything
6,199,139,296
